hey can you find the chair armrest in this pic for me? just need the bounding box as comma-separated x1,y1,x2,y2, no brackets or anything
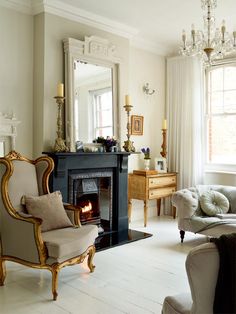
63,203,82,227
172,187,199,219
2,212,47,264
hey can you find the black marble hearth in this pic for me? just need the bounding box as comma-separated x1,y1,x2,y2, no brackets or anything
43,152,152,250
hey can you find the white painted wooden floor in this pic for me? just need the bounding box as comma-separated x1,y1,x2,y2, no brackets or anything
0,216,209,314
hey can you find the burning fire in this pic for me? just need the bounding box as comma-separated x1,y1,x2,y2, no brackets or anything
82,201,92,213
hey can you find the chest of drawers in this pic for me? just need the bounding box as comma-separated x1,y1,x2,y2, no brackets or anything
128,172,177,227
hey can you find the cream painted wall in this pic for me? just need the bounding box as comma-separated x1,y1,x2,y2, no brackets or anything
0,6,33,156
128,47,166,222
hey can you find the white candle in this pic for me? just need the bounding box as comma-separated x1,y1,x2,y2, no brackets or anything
57,83,64,97
125,94,130,106
162,119,167,130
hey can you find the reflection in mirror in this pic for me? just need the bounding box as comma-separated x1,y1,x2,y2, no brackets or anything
74,61,113,143
0,141,5,157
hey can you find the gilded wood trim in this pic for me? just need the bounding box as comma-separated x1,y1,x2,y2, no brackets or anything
0,259,6,286
0,154,48,264
64,204,82,227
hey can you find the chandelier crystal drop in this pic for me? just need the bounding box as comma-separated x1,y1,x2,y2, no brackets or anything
179,0,236,64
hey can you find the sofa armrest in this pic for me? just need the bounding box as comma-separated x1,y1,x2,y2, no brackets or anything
172,187,199,219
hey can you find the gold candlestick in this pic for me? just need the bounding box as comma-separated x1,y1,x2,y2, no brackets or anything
123,101,135,152
160,129,167,158
54,96,69,152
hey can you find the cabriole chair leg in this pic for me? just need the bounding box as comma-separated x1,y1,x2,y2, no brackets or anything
87,246,95,273
180,230,185,243
0,259,6,286
51,265,59,301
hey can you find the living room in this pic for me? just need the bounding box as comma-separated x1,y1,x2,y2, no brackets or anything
1,0,236,313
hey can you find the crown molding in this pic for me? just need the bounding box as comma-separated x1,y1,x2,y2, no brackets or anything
1,0,172,56
0,0,32,14
32,0,138,39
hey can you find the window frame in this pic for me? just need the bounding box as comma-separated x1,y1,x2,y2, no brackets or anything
205,60,236,173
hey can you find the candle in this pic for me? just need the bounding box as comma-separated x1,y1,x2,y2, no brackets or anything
162,119,167,130
57,83,64,97
125,94,130,106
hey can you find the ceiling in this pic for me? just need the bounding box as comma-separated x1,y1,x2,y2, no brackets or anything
3,0,236,56
59,0,236,56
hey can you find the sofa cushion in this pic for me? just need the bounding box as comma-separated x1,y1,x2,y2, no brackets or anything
200,191,229,216
42,225,98,262
24,191,73,232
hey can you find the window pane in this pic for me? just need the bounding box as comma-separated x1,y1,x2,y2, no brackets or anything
95,127,112,138
224,67,236,90
224,91,236,113
96,109,112,127
211,68,223,91
208,115,236,164
210,91,223,113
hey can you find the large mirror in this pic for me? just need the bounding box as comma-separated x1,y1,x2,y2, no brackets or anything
74,61,113,143
63,36,120,152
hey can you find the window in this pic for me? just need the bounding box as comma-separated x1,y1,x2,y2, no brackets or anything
206,64,236,169
92,88,113,138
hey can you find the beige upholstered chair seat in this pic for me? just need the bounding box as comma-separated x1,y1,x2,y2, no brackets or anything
43,225,98,263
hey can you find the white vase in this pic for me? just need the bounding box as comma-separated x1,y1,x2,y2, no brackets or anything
144,158,151,170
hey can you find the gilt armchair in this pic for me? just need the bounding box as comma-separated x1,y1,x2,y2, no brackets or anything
0,151,98,300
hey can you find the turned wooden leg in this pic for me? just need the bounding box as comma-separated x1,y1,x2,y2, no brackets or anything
144,200,148,227
51,265,59,301
157,199,161,216
0,259,6,286
180,230,185,243
128,199,132,223
87,246,95,273
172,206,177,219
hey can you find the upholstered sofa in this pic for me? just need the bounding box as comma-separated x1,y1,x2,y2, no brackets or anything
172,185,236,242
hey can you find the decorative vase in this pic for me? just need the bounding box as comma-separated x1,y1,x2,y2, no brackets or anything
144,158,151,170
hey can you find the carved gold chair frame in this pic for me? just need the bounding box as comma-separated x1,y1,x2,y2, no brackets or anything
0,151,95,300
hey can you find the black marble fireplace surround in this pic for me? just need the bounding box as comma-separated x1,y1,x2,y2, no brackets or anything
44,152,152,250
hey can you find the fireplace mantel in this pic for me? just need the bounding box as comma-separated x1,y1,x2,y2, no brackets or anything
43,152,130,233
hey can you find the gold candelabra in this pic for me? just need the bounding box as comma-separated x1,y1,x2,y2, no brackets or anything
160,128,167,158
53,96,69,152
123,96,135,152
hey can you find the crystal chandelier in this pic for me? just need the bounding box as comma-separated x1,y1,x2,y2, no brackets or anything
179,0,236,64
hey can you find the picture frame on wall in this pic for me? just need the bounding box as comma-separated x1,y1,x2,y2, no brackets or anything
155,157,167,173
131,115,144,135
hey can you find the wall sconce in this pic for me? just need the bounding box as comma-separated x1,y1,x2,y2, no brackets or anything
143,83,155,95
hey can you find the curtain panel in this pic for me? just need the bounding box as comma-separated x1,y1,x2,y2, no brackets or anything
166,56,204,189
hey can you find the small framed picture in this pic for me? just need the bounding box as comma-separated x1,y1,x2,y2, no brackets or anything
131,115,144,135
155,157,167,173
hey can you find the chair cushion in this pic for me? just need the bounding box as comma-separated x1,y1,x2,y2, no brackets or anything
42,225,98,262
200,191,229,216
24,191,73,232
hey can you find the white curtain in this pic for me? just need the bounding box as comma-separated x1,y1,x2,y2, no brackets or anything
167,56,204,189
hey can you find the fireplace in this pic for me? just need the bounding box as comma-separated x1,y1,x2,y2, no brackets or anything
68,170,113,233
44,152,152,250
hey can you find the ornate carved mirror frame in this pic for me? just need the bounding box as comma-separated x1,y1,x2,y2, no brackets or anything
63,36,121,152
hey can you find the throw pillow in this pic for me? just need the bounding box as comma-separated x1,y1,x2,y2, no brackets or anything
24,191,73,232
200,190,230,217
